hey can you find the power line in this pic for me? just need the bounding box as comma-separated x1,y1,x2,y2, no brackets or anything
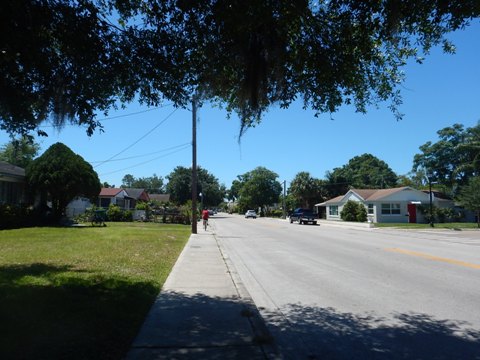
89,142,191,164
37,104,173,128
96,104,173,121
98,143,190,176
94,107,179,168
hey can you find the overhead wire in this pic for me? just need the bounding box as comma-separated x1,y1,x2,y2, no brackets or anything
94,105,173,121
37,104,173,128
94,107,179,168
89,142,191,164
98,143,190,176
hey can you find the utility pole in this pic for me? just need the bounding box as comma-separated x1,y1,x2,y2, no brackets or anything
191,96,198,234
429,178,434,228
282,180,286,219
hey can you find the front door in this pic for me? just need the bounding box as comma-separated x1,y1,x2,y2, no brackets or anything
407,204,417,223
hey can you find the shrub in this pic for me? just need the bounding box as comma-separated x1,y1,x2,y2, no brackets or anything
435,207,458,223
418,205,461,224
106,204,122,221
270,209,283,218
106,204,133,222
74,206,95,223
180,201,192,225
340,200,367,222
135,202,152,220
123,210,133,222
340,201,358,221
357,204,368,222
0,204,34,229
135,202,148,210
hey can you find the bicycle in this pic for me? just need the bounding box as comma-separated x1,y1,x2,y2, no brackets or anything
203,218,208,231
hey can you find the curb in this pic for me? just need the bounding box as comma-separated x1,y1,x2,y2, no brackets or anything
212,225,282,360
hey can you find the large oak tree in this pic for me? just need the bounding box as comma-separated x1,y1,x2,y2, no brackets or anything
412,122,480,194
326,153,398,195
1,1,478,136
166,166,225,207
235,167,282,213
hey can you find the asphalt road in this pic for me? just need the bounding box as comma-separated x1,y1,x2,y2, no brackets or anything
211,214,480,360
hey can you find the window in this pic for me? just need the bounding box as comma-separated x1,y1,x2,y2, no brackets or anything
381,203,401,215
100,198,111,208
0,181,25,205
329,205,339,216
367,204,374,215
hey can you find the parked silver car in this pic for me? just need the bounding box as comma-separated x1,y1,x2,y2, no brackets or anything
245,210,257,219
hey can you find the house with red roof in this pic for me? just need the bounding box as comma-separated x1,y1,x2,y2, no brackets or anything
98,187,151,210
98,188,131,209
316,186,454,224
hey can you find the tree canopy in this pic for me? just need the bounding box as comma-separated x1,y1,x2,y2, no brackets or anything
26,142,101,221
412,122,480,194
288,171,328,209
166,166,225,207
457,176,480,227
1,1,478,136
234,167,282,212
0,136,40,168
121,173,165,193
326,153,398,194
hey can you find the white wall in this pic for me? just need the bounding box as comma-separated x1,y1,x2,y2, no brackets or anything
66,197,92,218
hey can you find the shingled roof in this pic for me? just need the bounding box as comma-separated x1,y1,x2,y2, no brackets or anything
149,194,170,203
317,187,414,206
352,187,410,201
0,161,25,180
99,188,124,197
125,188,148,200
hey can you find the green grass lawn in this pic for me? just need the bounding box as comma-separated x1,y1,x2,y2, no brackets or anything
374,222,479,229
0,222,190,360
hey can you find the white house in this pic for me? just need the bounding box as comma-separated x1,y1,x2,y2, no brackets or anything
316,187,454,224
98,188,131,209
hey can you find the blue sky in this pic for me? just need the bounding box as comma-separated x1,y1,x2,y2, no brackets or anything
1,21,479,190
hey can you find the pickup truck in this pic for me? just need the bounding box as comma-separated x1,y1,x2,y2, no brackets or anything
289,208,317,225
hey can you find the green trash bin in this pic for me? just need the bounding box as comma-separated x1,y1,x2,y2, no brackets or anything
92,209,106,226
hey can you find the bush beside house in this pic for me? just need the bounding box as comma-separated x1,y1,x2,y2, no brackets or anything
340,200,367,222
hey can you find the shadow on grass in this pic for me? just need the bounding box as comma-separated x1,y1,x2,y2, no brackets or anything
0,263,159,360
261,303,480,359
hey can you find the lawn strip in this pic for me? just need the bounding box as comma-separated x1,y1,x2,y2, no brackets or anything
0,222,190,360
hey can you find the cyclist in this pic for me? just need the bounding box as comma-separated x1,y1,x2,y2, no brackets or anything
201,208,209,230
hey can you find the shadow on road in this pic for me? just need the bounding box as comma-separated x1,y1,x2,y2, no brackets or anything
261,303,480,359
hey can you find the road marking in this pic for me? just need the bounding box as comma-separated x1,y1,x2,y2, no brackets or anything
261,223,284,229
385,248,480,269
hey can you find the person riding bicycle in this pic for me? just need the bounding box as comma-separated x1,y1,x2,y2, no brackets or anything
201,208,209,229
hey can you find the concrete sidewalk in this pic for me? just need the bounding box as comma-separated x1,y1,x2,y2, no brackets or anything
127,225,278,359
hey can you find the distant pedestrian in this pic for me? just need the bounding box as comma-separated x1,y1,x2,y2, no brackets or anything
202,208,209,230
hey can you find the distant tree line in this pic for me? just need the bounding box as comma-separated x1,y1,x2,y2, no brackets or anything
1,121,479,225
